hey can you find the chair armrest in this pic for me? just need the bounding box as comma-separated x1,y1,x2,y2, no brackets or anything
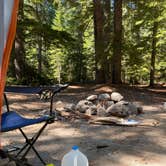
3,93,10,112
49,84,69,116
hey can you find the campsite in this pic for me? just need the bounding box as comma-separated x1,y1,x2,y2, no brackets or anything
2,84,166,166
0,1,166,166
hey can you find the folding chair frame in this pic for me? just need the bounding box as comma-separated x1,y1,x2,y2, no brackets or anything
16,123,48,165
2,84,69,165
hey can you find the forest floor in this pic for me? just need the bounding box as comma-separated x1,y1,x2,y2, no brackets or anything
2,84,166,166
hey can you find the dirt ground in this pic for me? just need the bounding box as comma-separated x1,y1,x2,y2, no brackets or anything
2,84,166,166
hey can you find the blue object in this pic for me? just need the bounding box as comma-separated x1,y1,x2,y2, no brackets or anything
1,111,50,132
127,119,138,123
128,119,135,122
72,145,79,151
5,86,42,94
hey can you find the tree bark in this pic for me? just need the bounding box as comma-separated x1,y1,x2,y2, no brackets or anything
14,0,25,80
149,21,158,87
77,31,84,82
37,36,42,75
111,0,122,84
94,0,105,83
103,0,111,81
93,0,111,83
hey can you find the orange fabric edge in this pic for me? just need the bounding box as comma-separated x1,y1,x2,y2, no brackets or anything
0,0,20,148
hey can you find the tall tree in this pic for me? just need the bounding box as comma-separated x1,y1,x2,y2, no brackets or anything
93,0,111,83
13,0,26,80
57,0,94,83
111,0,122,84
149,1,163,87
103,0,111,82
6,0,166,85
149,21,158,87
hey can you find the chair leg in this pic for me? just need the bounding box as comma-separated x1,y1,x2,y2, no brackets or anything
16,123,48,165
15,142,29,157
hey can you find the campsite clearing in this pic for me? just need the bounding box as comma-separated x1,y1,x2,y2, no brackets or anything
2,84,166,166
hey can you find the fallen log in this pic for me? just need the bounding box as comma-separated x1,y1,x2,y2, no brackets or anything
56,110,92,120
89,117,126,125
89,117,159,127
56,109,159,127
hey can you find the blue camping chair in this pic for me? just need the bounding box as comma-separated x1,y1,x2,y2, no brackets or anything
1,84,68,165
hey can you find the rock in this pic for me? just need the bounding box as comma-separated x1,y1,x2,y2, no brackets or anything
111,92,123,102
98,93,110,101
97,106,106,117
127,103,138,115
105,101,114,109
55,101,64,109
86,105,97,116
86,108,92,116
90,105,97,115
106,101,139,117
86,95,98,101
64,103,76,112
118,100,129,105
132,102,143,114
76,100,94,113
106,103,127,117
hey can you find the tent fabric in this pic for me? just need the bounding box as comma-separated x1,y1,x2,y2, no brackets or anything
0,0,19,147
0,0,15,65
0,1,4,65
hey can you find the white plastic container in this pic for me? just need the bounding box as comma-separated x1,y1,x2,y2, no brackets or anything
61,146,89,166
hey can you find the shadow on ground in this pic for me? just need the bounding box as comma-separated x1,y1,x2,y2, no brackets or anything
2,84,166,166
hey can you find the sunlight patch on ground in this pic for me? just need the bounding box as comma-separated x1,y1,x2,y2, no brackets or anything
69,85,84,89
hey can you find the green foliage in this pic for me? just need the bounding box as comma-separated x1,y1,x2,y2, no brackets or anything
7,0,166,85
122,0,166,84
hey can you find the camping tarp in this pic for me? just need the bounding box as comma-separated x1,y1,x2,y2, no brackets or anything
0,0,19,147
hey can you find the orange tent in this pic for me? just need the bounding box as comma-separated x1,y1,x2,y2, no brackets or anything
0,0,19,147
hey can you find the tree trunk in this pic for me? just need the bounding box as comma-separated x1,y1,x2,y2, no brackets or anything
111,0,122,84
77,31,84,82
37,36,42,75
14,0,25,80
103,0,111,81
93,0,111,83
93,0,105,83
149,21,158,87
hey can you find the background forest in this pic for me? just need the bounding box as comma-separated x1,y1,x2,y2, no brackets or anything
8,0,166,86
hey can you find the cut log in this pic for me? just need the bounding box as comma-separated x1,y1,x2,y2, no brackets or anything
89,116,124,124
56,110,92,120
